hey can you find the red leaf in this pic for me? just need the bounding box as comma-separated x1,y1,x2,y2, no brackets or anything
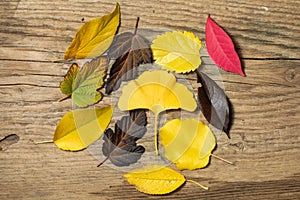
205,15,245,76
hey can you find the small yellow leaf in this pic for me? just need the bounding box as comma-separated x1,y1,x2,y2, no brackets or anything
118,70,197,154
160,119,216,170
53,106,113,151
123,165,185,195
151,31,202,73
64,3,120,59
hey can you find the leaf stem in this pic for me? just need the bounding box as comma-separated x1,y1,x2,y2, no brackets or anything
97,156,109,167
154,113,159,155
57,95,71,102
134,17,140,35
34,140,53,144
211,154,234,165
187,180,209,190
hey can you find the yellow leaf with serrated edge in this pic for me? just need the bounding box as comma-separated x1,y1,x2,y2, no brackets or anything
64,3,120,59
118,70,197,155
124,165,185,195
53,106,113,151
151,31,202,73
160,118,216,170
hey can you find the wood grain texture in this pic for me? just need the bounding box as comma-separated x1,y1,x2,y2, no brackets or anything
0,0,299,199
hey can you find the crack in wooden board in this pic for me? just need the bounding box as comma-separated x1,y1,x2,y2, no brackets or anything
0,134,20,151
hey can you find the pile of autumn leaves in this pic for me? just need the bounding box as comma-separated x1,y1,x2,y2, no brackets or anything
53,3,245,195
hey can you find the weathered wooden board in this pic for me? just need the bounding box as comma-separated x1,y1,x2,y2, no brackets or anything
1,0,299,199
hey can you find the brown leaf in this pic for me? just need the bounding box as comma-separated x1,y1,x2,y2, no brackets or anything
197,71,230,138
105,18,152,94
98,109,147,167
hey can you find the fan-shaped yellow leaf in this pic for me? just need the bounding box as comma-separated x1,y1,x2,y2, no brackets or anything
118,70,196,115
151,31,202,73
123,165,185,195
54,106,113,151
118,70,197,154
64,3,120,59
160,119,216,170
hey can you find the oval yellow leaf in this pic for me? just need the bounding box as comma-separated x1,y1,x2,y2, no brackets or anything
160,119,216,170
53,106,113,151
64,3,120,59
123,165,185,195
151,31,202,73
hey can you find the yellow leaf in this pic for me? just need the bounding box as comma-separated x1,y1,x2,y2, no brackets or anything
64,3,120,59
151,31,202,73
53,106,113,151
118,70,197,154
160,119,216,170
123,165,185,195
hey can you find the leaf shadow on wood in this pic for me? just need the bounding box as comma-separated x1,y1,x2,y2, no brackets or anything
226,31,246,76
226,96,234,139
89,181,187,197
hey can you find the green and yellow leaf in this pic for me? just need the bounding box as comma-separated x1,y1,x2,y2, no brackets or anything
60,63,79,95
60,56,107,107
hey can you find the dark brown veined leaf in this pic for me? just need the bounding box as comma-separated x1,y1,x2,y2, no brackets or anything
98,109,147,167
105,17,152,94
197,71,230,138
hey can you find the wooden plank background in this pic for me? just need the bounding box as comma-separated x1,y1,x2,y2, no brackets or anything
1,0,299,199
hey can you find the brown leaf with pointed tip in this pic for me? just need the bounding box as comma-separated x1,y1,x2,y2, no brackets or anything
105,19,152,94
99,109,147,167
197,71,230,138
